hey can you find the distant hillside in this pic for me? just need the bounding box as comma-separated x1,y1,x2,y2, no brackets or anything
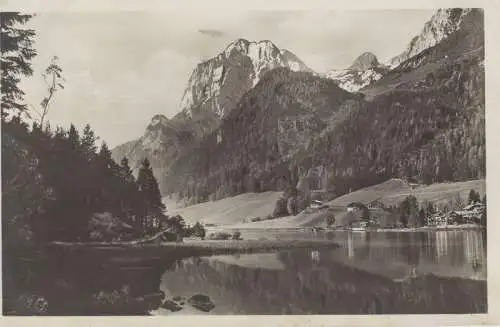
163,191,283,226
327,178,485,207
217,178,485,229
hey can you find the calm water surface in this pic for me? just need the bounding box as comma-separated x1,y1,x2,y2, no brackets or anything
155,230,486,315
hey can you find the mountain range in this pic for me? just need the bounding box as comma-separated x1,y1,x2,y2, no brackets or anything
112,8,485,205
112,39,312,176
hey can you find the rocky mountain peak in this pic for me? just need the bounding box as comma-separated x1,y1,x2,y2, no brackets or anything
325,52,387,92
223,38,281,59
148,114,170,129
388,8,472,68
179,38,312,123
348,52,380,71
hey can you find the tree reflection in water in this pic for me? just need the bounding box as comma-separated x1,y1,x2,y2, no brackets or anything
160,242,486,314
8,230,485,315
157,230,486,315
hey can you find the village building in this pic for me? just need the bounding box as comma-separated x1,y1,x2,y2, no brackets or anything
367,199,385,210
427,212,448,226
408,183,420,190
346,202,367,213
309,200,324,209
449,201,485,224
343,202,380,229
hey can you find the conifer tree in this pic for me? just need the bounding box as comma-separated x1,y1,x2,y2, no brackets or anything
118,157,140,226
137,158,166,231
97,142,117,170
94,142,120,212
481,208,487,227
76,124,98,210
80,124,98,160
1,13,37,117
67,124,80,152
119,157,135,183
468,189,481,204
399,195,419,227
418,208,426,226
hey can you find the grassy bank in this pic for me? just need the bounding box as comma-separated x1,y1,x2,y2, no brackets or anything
51,238,340,259
161,179,485,230
163,191,283,226
327,179,486,207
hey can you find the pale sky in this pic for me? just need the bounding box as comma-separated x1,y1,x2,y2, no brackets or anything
20,10,434,147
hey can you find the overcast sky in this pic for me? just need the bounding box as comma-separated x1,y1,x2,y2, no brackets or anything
20,10,434,147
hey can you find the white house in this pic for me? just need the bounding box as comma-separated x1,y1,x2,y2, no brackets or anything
216,130,223,144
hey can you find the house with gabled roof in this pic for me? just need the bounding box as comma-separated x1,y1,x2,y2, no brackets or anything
367,199,385,210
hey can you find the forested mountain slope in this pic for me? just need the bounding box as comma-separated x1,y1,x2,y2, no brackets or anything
164,69,360,201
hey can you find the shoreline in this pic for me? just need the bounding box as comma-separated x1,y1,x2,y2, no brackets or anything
338,225,486,233
212,225,485,232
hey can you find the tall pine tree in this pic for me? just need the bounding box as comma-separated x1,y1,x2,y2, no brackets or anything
77,124,98,209
80,124,98,160
118,157,140,227
137,158,166,231
67,124,80,151
119,157,135,184
95,142,121,213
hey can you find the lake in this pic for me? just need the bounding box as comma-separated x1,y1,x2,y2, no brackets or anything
154,229,487,315
5,229,486,315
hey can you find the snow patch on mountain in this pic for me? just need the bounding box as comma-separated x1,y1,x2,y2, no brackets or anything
325,52,388,92
326,68,384,92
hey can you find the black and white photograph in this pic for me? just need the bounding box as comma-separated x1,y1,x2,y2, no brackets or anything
1,3,492,320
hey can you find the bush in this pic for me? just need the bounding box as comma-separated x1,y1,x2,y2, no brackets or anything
207,232,232,240
273,197,289,218
190,222,206,239
87,212,133,242
232,231,242,240
287,196,298,215
326,214,336,227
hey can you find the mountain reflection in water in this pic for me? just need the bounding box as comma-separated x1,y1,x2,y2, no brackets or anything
157,230,486,315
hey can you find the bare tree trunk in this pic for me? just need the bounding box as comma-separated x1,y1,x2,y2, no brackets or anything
40,74,56,128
